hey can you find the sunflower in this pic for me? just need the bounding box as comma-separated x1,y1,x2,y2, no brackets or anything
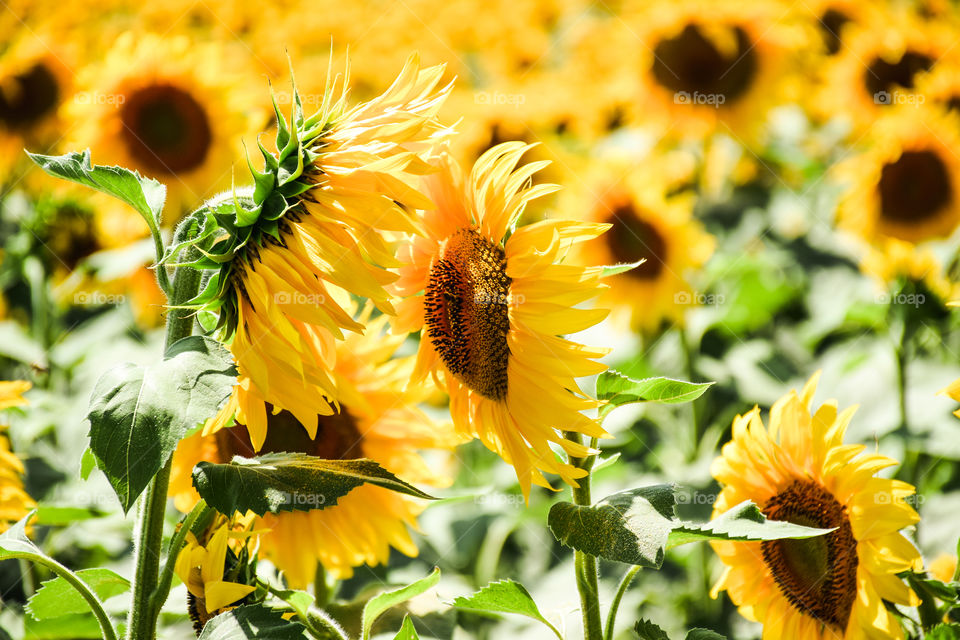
939,377,960,420
859,237,957,304
570,161,715,333
391,142,609,500
710,373,922,639
0,380,35,532
835,110,960,244
0,32,73,185
174,512,258,633
798,0,879,56
170,311,458,587
184,55,451,447
614,0,805,141
816,9,953,131
65,32,262,220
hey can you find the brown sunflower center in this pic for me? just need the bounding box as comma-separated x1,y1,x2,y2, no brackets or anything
119,84,212,175
761,480,858,631
0,62,60,128
879,150,951,224
651,24,758,103
424,227,511,400
606,204,667,280
819,9,851,56
865,51,934,98
216,407,363,460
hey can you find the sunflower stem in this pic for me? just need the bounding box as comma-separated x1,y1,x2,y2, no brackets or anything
126,241,203,640
150,499,210,619
565,430,603,640
603,565,640,640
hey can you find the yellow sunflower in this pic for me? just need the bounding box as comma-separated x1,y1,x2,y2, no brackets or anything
0,380,35,532
859,237,958,304
65,32,262,220
391,142,609,500
171,311,458,587
569,161,715,333
939,377,960,420
615,0,805,141
817,9,953,131
710,373,922,639
835,109,960,244
796,0,881,56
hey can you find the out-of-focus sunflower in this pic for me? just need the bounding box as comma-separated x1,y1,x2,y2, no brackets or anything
0,381,35,532
0,32,73,185
614,0,805,141
65,32,262,220
571,163,714,333
187,54,451,448
392,142,609,500
859,237,958,304
817,9,953,131
171,312,458,587
927,553,958,584
835,110,960,244
939,377,960,420
174,513,258,633
710,373,922,639
915,60,960,117
795,0,882,56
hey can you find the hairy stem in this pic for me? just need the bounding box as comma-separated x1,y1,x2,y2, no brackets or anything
566,430,603,640
604,565,640,640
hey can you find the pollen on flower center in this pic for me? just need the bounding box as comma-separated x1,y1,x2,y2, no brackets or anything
424,227,511,400
119,84,212,174
879,150,951,223
761,480,858,631
0,62,59,128
652,24,758,103
607,204,667,279
217,407,363,459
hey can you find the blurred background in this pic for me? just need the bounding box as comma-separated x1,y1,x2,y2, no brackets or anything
2,0,960,638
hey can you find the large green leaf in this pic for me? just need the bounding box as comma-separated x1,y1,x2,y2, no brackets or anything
361,567,440,640
596,372,714,417
24,613,103,639
452,580,562,639
87,335,236,512
198,605,310,639
549,487,833,567
192,453,435,517
27,569,129,619
633,619,669,640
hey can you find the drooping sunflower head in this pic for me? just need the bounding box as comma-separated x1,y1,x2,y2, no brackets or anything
181,54,452,436
569,160,715,333
392,142,611,500
66,32,262,219
0,381,35,533
710,373,922,638
835,109,960,244
171,312,458,587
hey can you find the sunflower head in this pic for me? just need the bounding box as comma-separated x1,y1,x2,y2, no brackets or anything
0,381,36,533
710,373,922,638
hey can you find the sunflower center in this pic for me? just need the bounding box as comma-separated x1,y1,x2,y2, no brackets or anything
606,204,667,280
864,51,933,98
0,62,59,128
879,150,951,224
761,480,858,631
651,24,758,103
819,9,851,55
216,407,363,460
119,84,212,175
424,227,511,400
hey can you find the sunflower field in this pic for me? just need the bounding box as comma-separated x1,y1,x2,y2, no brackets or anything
3,0,960,639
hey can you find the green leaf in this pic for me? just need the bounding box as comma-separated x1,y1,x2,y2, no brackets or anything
928,624,960,640
666,501,835,548
27,569,129,619
198,604,310,639
685,630,727,640
24,613,103,639
79,448,97,480
592,452,621,473
361,567,440,640
597,372,714,417
549,488,833,568
193,453,434,517
0,511,44,559
634,618,669,640
601,260,645,278
452,580,561,639
33,504,108,526
87,336,236,512
393,616,420,640
549,486,677,568
27,149,166,250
